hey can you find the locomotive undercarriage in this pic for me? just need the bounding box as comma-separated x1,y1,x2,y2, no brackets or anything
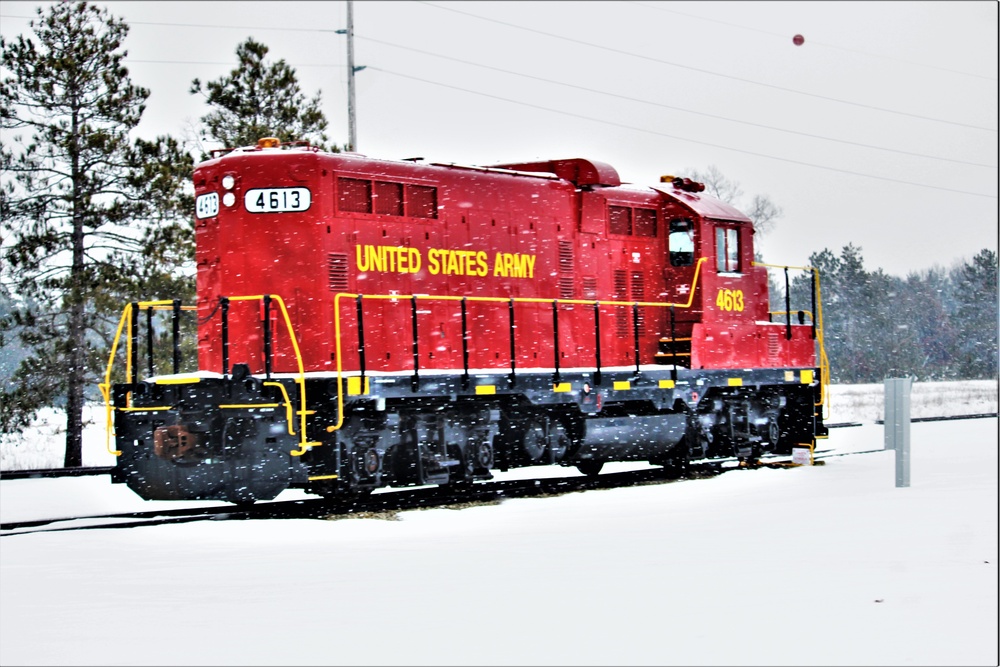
110,365,825,503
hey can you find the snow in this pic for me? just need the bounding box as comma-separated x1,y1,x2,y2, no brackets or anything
1,383,997,666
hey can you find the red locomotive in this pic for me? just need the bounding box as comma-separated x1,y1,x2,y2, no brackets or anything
102,139,829,503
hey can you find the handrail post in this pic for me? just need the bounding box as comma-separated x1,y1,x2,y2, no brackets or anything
461,297,470,389
145,305,154,377
263,294,273,379
784,267,792,340
355,295,366,380
221,297,230,378
552,300,561,385
129,302,139,385
508,298,516,387
172,299,182,373
669,305,677,382
593,301,602,386
810,269,818,340
632,302,640,374
411,295,419,391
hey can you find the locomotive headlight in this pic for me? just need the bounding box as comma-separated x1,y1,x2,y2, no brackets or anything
221,175,235,190
222,192,236,207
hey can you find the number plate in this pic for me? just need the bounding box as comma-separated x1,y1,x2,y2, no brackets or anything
195,192,219,219
244,187,311,213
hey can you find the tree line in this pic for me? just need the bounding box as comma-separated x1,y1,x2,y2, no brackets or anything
1,3,997,467
790,245,998,385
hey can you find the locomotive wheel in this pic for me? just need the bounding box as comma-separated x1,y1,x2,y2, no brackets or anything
520,421,547,462
548,422,570,463
576,460,604,476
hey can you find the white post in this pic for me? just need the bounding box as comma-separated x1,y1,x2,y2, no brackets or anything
884,377,912,488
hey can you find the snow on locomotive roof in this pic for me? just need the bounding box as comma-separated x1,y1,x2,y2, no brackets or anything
203,144,751,222
650,183,751,223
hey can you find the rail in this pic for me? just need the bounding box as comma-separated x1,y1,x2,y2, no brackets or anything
329,258,708,431
753,262,830,417
99,295,320,458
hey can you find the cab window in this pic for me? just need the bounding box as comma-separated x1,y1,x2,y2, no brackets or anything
715,226,740,273
668,219,694,267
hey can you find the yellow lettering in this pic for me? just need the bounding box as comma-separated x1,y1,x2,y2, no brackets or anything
371,246,384,272
476,251,488,277
408,247,421,273
524,254,535,278
493,253,506,277
504,253,515,276
428,248,441,275
356,245,369,272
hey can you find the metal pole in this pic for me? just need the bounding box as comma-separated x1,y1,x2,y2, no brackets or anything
884,377,912,488
346,0,357,151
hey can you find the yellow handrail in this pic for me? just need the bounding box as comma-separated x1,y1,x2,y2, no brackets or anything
330,258,707,432
99,296,320,459
752,262,830,416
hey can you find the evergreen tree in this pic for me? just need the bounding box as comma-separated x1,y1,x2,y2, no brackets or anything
0,2,192,465
190,37,333,151
949,249,999,379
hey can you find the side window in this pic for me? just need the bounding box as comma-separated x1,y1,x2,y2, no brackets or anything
668,219,694,267
374,181,403,216
633,208,657,237
338,177,372,213
609,205,632,235
337,177,438,219
715,226,740,272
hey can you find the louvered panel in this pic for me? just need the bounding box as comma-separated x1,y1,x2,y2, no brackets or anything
558,240,574,273
581,276,598,299
559,275,575,299
328,253,349,292
631,272,646,335
614,270,628,338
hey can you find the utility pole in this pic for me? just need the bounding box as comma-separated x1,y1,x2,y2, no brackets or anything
336,0,364,152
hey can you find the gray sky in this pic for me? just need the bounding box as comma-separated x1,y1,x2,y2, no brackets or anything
2,0,997,276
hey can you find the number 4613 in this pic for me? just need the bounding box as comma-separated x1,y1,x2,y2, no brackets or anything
715,288,744,312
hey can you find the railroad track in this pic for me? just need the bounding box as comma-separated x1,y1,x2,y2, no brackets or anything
0,445,871,537
2,413,994,537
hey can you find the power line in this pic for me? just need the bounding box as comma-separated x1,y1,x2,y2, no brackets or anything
367,66,997,200
417,1,997,133
5,7,993,134
355,34,996,169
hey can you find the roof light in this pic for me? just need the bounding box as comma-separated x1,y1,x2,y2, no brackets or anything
257,137,281,149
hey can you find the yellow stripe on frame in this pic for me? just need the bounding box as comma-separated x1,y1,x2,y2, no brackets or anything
784,370,795,382
553,382,571,393
800,369,814,384
155,377,201,385
475,385,496,395
347,376,370,395
219,403,280,409
613,381,631,390
728,378,743,387
659,379,675,389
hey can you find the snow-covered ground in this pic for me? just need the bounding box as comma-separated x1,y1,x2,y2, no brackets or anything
1,381,997,666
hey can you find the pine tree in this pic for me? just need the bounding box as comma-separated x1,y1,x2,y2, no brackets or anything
190,37,333,151
0,2,192,465
949,249,999,379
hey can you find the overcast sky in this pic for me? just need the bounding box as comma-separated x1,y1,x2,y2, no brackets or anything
1,1,997,276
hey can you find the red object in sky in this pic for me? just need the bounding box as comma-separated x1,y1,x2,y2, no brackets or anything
793,34,805,46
